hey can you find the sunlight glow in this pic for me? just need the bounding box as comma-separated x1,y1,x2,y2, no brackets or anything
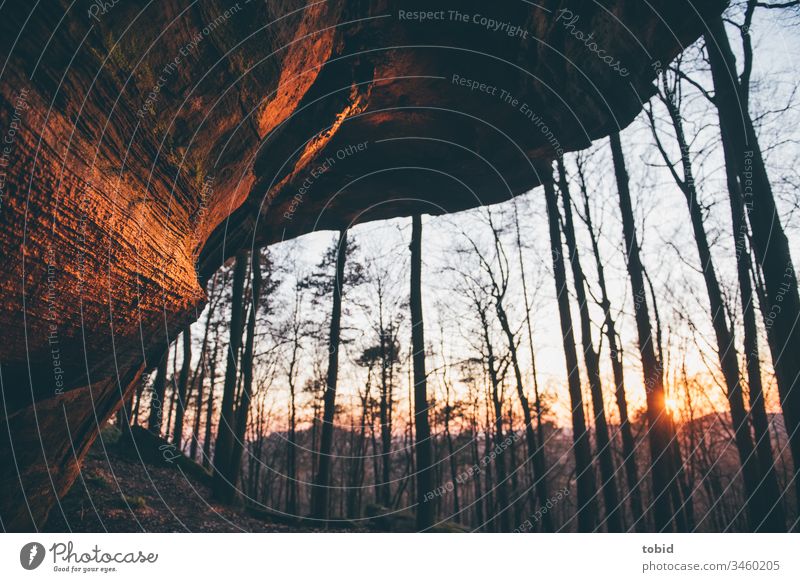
665,397,679,416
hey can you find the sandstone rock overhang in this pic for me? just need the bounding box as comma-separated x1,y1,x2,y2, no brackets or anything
0,0,726,530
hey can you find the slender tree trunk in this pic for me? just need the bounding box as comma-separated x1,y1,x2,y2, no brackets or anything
251,394,265,500
470,409,485,530
172,324,192,448
230,251,262,492
190,366,205,461
148,350,168,433
483,387,495,531
493,283,553,531
542,164,598,532
405,359,416,511
609,134,677,532
476,306,511,532
512,199,554,531
212,250,248,503
444,396,461,522
706,16,800,515
557,157,621,532
506,408,523,525
669,415,694,532
287,344,299,515
643,252,692,529
132,375,144,427
311,230,349,520
165,341,178,438
723,134,785,530
410,215,435,530
368,399,381,506
347,389,368,518
310,384,321,498
190,276,218,460
202,338,219,470
378,312,392,507
576,165,645,531
654,81,779,531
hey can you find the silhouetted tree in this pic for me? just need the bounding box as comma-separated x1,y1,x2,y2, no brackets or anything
704,9,800,515
609,133,682,532
212,250,248,503
148,350,168,434
410,215,435,530
310,230,360,519
574,153,645,530
542,163,598,532
557,157,621,532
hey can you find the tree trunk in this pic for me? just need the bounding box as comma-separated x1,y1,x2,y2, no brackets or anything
706,18,800,529
250,394,265,500
410,215,435,530
542,164,598,532
311,229,349,520
347,388,368,518
655,80,780,531
202,338,219,470
477,306,511,532
512,199,555,531
705,14,800,519
147,350,169,434
131,375,145,427
212,250,248,503
230,251,262,491
557,157,622,532
609,133,677,532
444,396,461,522
576,165,645,531
378,313,393,507
506,408,523,525
470,409,485,530
287,331,300,515
190,276,218,461
493,276,553,531
189,362,206,461
172,324,192,449
165,341,178,438
723,133,785,531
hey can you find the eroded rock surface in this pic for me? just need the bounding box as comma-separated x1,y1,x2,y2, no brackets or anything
0,0,725,530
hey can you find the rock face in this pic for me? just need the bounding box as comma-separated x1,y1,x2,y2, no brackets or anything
0,0,725,530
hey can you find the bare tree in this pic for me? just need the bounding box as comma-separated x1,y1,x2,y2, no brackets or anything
410,215,435,530
609,134,681,531
202,328,221,470
229,250,265,494
172,324,192,448
646,65,783,530
542,163,598,532
189,274,220,461
282,282,304,516
705,11,800,510
574,154,645,530
148,350,169,434
460,212,554,531
212,250,248,503
557,157,622,532
311,230,353,519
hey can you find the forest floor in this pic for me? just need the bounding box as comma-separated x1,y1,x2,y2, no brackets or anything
44,426,352,533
